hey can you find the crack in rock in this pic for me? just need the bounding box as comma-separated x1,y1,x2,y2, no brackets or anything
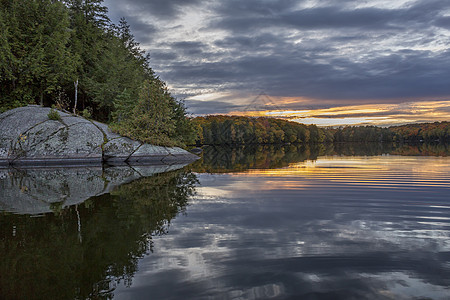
1,106,199,166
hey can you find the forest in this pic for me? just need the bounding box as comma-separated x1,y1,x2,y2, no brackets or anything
193,115,333,145
193,115,450,145
0,0,196,147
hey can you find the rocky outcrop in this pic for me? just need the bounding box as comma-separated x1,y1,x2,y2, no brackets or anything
0,106,198,165
0,164,189,214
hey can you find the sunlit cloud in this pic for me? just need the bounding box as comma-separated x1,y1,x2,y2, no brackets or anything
227,100,450,127
189,91,233,102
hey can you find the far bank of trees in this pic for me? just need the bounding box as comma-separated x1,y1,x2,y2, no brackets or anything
192,116,449,145
389,122,450,143
330,122,449,143
193,115,334,145
0,0,195,147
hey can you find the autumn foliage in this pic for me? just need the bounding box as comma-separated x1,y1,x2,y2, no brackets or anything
193,116,449,145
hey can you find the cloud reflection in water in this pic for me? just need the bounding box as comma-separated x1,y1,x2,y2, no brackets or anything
115,155,450,299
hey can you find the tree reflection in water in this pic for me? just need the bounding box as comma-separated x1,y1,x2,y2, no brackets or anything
0,169,198,300
194,143,448,173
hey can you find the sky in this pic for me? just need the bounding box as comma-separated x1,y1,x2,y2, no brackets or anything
103,0,450,126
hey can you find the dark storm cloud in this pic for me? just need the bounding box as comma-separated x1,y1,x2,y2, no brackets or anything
124,18,158,44
211,0,450,32
170,41,206,56
105,0,450,115
214,33,282,49
105,0,201,19
171,41,205,50
212,7,404,32
149,51,179,61
282,7,401,29
435,16,450,29
162,61,241,85
165,48,450,102
184,100,241,115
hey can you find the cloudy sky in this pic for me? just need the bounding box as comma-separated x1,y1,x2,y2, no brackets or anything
104,0,450,126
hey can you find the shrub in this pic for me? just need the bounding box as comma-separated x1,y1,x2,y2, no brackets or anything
48,108,61,121
81,108,92,119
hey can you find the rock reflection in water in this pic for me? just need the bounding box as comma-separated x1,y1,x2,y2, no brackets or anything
0,167,198,299
0,164,188,215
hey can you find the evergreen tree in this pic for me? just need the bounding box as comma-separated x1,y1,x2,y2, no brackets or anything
63,0,110,114
111,80,176,146
0,7,19,111
0,0,76,110
83,18,152,121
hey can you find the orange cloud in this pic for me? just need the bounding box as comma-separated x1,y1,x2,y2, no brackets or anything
227,100,450,127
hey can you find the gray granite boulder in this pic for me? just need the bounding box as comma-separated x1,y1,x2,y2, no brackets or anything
0,105,198,166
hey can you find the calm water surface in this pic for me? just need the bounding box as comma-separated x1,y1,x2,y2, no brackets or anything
1,145,449,299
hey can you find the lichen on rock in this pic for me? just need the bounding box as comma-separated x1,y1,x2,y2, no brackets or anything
0,106,198,166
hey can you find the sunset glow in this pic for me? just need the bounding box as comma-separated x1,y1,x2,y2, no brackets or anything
194,156,450,195
227,100,450,127
227,156,450,183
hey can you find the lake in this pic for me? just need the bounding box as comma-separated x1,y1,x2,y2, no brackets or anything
1,144,449,299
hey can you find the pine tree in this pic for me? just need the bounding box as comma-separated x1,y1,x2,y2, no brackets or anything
63,0,110,114
0,0,76,109
111,80,176,146
84,18,153,121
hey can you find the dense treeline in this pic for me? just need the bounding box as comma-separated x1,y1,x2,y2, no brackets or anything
193,116,449,145
0,0,195,146
193,115,334,145
331,126,394,142
331,122,450,143
389,122,450,143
